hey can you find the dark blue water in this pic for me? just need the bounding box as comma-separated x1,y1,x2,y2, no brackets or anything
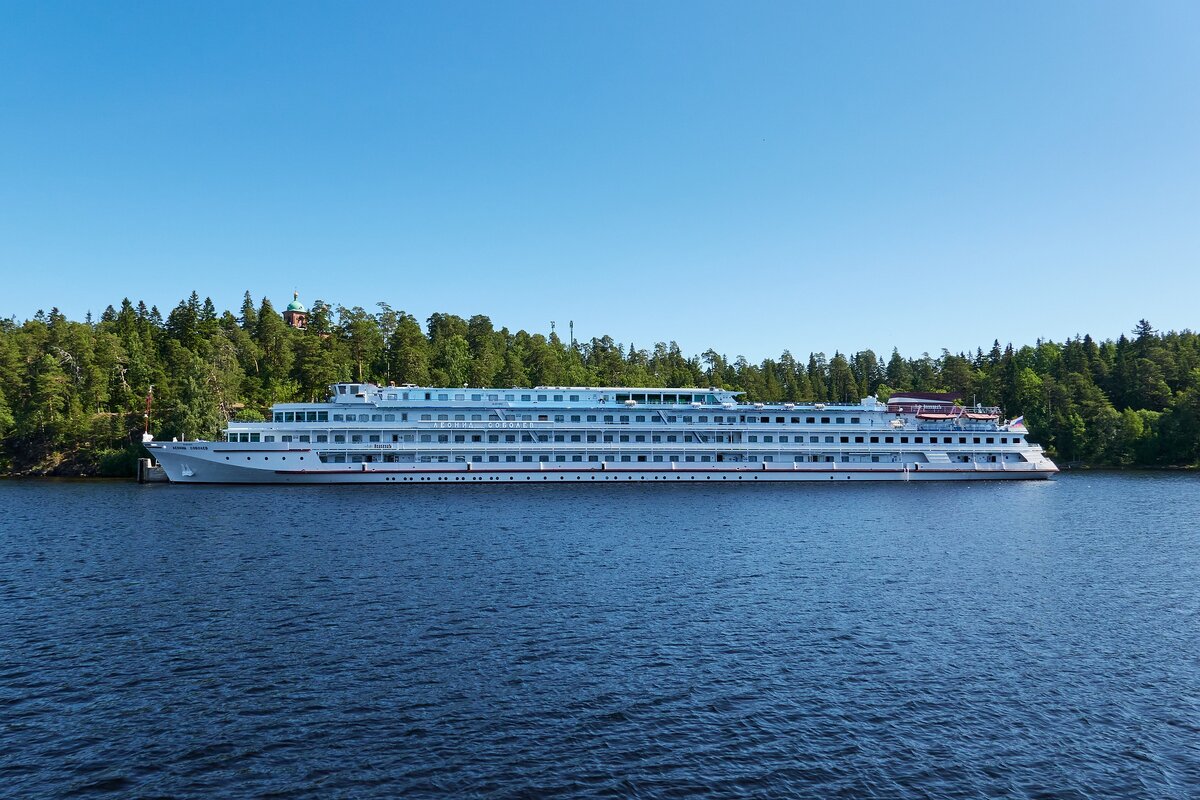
1,475,1198,798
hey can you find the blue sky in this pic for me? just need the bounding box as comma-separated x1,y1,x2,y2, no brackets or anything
1,1,1197,359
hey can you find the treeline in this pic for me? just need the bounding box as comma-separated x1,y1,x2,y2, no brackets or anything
0,292,1198,474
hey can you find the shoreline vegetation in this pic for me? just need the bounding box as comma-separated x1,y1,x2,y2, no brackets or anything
0,292,1197,477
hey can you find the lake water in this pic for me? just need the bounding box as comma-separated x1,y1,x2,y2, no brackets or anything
1,474,1198,798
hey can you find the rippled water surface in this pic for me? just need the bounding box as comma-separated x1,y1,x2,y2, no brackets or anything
2,475,1199,798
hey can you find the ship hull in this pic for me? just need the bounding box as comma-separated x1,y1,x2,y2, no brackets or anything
148,447,1055,484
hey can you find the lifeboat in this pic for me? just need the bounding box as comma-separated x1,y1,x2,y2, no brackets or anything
915,412,958,421
964,412,998,421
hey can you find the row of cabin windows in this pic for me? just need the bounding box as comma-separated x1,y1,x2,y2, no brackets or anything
322,453,722,464
282,410,1010,432
744,434,1017,445
377,392,721,404
274,411,330,423
231,430,1023,447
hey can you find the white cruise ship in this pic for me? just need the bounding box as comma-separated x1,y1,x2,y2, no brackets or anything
144,383,1058,483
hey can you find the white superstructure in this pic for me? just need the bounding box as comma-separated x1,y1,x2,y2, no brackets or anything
144,384,1057,483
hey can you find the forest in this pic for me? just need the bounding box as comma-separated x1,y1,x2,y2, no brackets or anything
0,291,1197,476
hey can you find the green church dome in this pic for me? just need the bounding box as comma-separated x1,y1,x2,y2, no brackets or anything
286,292,307,313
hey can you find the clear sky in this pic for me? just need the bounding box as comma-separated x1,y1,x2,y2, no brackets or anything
1,1,1197,360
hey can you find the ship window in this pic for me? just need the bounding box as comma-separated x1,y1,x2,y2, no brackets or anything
636,415,645,422
472,394,482,401
851,417,860,424
587,415,597,422
553,394,563,402
504,394,514,401
821,417,830,423
588,455,599,462
810,436,819,443
974,437,981,444
437,414,448,420
453,414,465,421
603,435,614,443
352,435,363,443
506,455,517,462
763,435,773,443
455,394,465,401
350,385,360,394
419,435,431,442
620,415,629,423
635,435,645,442
748,435,758,443
554,435,565,442
337,386,346,395
315,435,326,443
854,436,864,443
667,416,677,422
915,436,923,443
587,435,597,443
334,435,345,443
521,394,531,401
1013,437,1022,444
370,414,381,422
763,456,773,462
333,414,343,422
318,412,328,422
304,412,316,422
944,437,953,443
779,435,788,442
472,435,482,443
571,415,581,422
900,436,908,443
369,435,380,443
274,413,283,422
281,435,292,443
870,436,879,443
666,435,677,443
488,455,500,462
791,417,800,424
841,456,850,462
760,417,769,423
538,415,549,422
569,395,579,402
872,456,880,462
1001,437,1008,444
454,435,464,443
699,416,709,423
284,412,295,422
505,435,516,443
571,435,581,442
806,417,815,423
825,436,834,443
775,417,784,424
384,414,395,422
604,415,614,423
264,436,274,442
524,455,535,462
554,415,564,422
437,393,448,401
537,394,547,401
885,436,893,443
489,435,499,443
840,436,849,443
959,437,967,444
652,435,661,443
